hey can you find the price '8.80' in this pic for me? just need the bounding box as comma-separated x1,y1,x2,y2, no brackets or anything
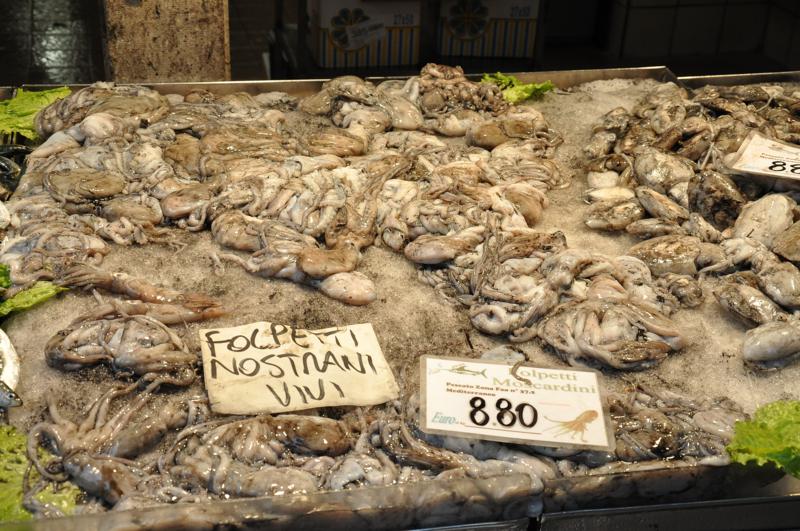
768,160,800,174
469,396,538,428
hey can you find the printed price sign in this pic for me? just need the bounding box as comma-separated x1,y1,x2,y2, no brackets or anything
345,20,385,50
727,130,800,181
420,356,613,450
200,322,399,414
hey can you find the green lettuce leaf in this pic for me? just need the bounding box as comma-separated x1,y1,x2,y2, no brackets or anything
0,282,68,318
727,400,800,477
481,72,554,104
482,72,518,90
0,425,80,521
502,81,555,104
0,87,71,140
0,265,10,289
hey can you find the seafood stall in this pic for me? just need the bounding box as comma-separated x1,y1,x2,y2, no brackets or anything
0,65,799,530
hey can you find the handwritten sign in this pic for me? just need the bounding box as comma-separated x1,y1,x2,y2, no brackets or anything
200,322,399,414
420,356,613,450
727,130,800,182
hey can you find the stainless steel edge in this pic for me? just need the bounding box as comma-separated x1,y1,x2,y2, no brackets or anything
0,474,536,531
413,519,530,531
19,66,679,96
20,79,330,98
539,495,800,531
679,71,800,88
506,66,679,86
371,66,679,86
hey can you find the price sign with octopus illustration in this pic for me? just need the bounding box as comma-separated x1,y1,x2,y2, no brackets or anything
420,356,614,450
728,130,800,182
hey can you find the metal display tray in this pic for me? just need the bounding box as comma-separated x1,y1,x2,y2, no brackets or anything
0,475,535,531
540,495,800,531
679,70,800,88
1,65,795,530
19,65,679,96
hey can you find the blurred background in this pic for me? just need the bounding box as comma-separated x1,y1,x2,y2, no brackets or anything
0,0,798,85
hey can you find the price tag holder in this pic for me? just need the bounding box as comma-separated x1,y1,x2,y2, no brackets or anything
420,356,614,451
727,130,800,181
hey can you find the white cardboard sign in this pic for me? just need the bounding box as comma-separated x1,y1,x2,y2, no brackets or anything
727,130,800,181
345,20,386,50
200,322,399,414
420,356,613,451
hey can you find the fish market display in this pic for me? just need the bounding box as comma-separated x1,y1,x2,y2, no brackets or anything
0,68,798,524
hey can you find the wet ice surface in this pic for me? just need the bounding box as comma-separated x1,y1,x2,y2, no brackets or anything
6,78,800,437
6,232,506,429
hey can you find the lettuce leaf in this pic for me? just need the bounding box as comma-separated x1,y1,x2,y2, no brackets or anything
0,425,80,521
0,87,71,141
481,72,554,104
0,265,10,289
0,282,68,318
482,72,519,90
727,400,800,477
502,81,555,104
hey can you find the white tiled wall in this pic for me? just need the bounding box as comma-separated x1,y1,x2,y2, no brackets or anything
608,0,794,62
764,1,800,68
622,6,675,56
719,2,769,53
671,4,724,55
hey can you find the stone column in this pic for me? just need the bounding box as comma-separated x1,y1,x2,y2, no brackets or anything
102,0,231,82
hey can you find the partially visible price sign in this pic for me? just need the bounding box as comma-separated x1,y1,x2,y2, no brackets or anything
727,130,800,181
420,356,614,451
345,20,385,50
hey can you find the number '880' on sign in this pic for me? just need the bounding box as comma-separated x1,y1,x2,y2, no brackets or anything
419,355,614,450
468,397,539,428
768,161,800,174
